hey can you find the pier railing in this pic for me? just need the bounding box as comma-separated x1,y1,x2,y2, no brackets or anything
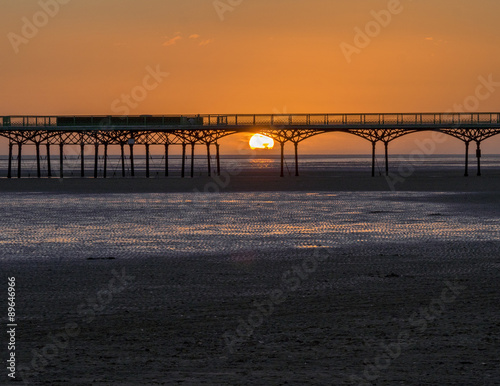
204,113,500,127
2,113,500,129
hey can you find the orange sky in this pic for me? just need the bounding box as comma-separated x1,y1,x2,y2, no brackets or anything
2,0,500,154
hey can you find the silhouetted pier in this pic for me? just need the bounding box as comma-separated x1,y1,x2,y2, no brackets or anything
1,113,500,178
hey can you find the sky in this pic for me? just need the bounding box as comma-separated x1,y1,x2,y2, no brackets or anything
1,0,500,155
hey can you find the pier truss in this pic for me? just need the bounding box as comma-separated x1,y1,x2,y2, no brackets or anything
1,113,500,178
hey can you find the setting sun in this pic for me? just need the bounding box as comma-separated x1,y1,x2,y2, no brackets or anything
249,134,275,149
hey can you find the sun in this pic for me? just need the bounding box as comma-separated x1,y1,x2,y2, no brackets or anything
249,134,275,149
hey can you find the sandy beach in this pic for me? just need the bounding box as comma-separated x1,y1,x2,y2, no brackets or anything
1,175,500,385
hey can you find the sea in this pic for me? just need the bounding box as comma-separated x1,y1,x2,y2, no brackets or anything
1,154,500,178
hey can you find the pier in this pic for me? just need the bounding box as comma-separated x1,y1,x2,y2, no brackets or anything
1,113,500,178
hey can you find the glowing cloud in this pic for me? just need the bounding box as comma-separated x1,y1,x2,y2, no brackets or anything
163,36,182,46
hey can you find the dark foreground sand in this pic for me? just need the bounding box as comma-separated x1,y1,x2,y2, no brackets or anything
2,242,499,385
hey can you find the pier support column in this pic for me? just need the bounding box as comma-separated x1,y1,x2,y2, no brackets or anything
294,142,299,177
371,141,376,177
80,143,85,178
46,144,52,178
206,143,211,177
94,144,99,179
17,143,22,178
476,141,482,177
164,144,169,177
103,143,108,179
191,143,195,178
120,143,126,177
181,143,186,178
280,142,285,178
384,141,389,176
216,143,221,176
464,141,470,177
7,142,13,179
145,144,150,178
129,141,135,177
80,142,85,178
36,143,41,178
59,143,64,178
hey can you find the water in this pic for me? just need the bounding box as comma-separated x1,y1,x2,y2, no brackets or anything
1,192,499,261
1,154,500,178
